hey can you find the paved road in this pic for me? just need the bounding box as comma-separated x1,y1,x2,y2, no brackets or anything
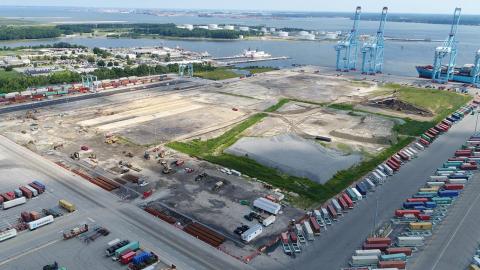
410,173,480,270
0,136,251,270
275,113,477,270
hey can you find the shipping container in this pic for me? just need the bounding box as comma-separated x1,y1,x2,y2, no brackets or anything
59,199,76,212
355,249,381,256
120,251,136,265
0,228,17,242
366,237,392,245
309,217,321,235
352,188,363,200
337,196,349,210
331,199,343,214
351,255,379,267
342,192,354,208
262,215,276,227
346,188,358,202
363,243,389,251
24,185,38,197
386,247,412,256
327,204,338,220
397,236,424,247
302,220,314,241
114,241,140,258
241,224,262,243
19,186,33,199
132,251,152,265
438,190,459,197
28,215,54,230
106,240,130,256
409,222,432,230
378,260,406,269
2,197,26,210
380,253,407,261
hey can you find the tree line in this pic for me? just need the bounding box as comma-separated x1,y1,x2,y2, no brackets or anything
0,63,216,93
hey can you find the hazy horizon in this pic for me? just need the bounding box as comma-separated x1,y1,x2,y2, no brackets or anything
0,1,479,15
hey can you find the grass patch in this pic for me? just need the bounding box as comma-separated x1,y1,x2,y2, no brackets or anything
328,103,355,111
0,70,23,80
241,66,278,74
265,98,291,112
214,91,258,100
194,68,239,80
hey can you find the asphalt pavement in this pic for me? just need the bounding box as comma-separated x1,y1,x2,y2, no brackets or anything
0,136,251,270
274,113,478,270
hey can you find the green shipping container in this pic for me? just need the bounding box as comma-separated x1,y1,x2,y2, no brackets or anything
114,241,139,257
380,253,407,261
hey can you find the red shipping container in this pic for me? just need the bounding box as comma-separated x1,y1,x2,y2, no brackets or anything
290,231,298,242
265,195,277,202
386,161,399,171
21,212,31,222
389,157,401,167
391,155,402,164
0,196,3,204
19,186,32,199
444,184,464,190
395,209,421,217
363,243,389,251
398,152,409,161
417,214,431,221
407,198,429,203
309,217,321,235
120,251,136,265
366,237,391,245
386,247,412,256
337,196,348,210
378,260,406,269
30,211,41,221
419,138,430,146
342,193,354,208
1,194,11,202
327,204,337,220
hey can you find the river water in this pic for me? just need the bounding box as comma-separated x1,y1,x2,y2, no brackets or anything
1,6,479,76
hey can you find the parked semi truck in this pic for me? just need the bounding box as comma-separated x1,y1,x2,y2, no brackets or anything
59,199,76,212
28,215,54,230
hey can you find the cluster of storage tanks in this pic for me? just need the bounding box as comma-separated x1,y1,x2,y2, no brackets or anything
0,74,168,105
345,133,480,269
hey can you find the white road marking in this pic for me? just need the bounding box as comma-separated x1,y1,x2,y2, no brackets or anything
0,239,60,266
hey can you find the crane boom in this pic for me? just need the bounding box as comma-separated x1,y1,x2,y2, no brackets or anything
432,8,461,83
335,6,361,72
361,7,388,75
473,50,480,87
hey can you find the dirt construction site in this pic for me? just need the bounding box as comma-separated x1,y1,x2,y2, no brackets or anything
0,67,428,262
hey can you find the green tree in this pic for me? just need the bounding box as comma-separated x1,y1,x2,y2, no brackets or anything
97,60,106,67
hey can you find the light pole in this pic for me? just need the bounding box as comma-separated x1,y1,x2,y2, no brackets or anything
475,108,480,135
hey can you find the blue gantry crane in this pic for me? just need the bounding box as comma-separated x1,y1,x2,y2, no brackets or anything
361,7,388,75
473,50,480,87
432,8,461,84
335,6,361,72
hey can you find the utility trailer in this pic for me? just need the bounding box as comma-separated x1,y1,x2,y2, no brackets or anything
281,232,292,254
294,224,307,243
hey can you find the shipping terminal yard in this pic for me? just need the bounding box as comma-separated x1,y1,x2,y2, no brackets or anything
1,4,480,270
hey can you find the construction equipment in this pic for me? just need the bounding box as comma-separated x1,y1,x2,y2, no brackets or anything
105,136,119,144
195,172,208,181
361,7,388,75
70,152,80,160
144,151,151,160
53,143,63,150
212,181,224,191
43,262,59,270
432,8,461,83
335,6,362,72
161,161,172,174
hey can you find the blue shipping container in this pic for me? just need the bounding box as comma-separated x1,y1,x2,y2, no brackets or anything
33,180,46,190
132,251,151,265
403,202,424,209
438,190,459,197
425,202,437,208
356,183,367,195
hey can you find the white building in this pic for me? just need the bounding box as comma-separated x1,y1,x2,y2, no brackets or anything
239,26,250,31
277,31,289,37
223,25,234,30
270,27,276,32
253,197,281,215
208,24,219,30
184,24,194,30
197,25,209,30
241,224,263,242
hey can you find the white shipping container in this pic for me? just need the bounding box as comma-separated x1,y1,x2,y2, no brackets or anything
427,181,445,187
241,224,262,242
107,238,120,247
28,215,54,230
24,185,38,196
352,188,362,200
262,215,276,227
302,220,314,241
331,199,342,214
403,149,415,159
351,255,379,266
473,256,480,267
397,236,424,247
448,178,467,184
408,147,418,156
381,164,394,176
313,210,322,220
36,88,48,94
5,92,19,99
2,197,26,209
376,169,387,180
372,172,383,183
414,142,425,151
430,175,448,181
20,90,32,96
365,178,376,190
253,197,281,215
320,207,329,218
0,228,17,242
354,249,381,256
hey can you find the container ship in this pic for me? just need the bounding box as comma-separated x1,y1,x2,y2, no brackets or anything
416,64,478,84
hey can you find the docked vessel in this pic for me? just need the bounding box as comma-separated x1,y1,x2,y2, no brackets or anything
416,64,478,84
242,49,271,58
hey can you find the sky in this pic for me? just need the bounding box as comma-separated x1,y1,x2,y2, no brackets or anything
0,0,479,15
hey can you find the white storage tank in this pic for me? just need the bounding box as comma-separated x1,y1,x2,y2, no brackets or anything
241,224,262,242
